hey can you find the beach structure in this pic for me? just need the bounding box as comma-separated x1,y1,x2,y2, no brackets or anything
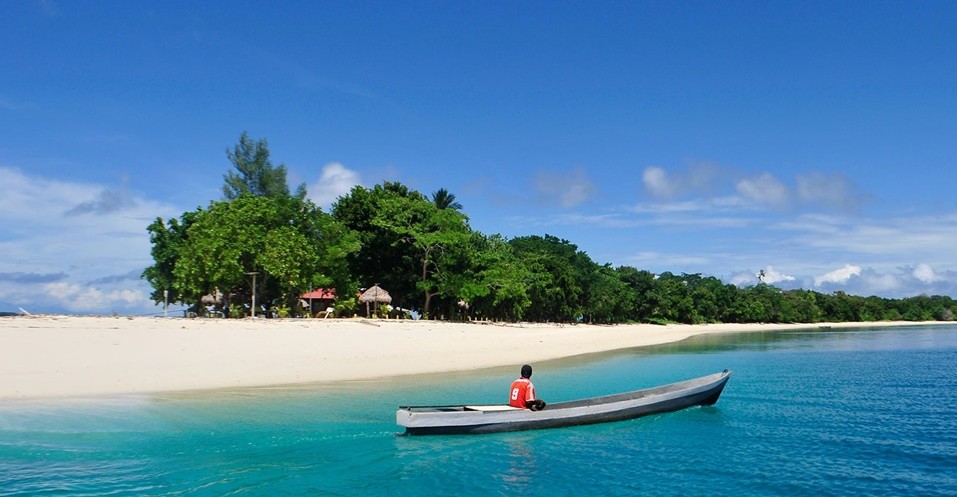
200,289,225,307
359,285,392,317
196,289,227,317
301,288,337,317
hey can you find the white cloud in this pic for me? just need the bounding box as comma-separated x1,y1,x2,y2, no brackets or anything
308,162,361,208
729,271,757,286
912,263,938,283
609,172,957,298
723,262,957,298
736,173,791,209
642,166,676,198
641,163,720,200
623,168,957,297
0,167,96,225
833,265,957,297
533,167,597,208
729,266,796,287
784,213,957,260
861,271,901,293
43,282,145,313
0,166,179,314
814,264,862,286
641,166,866,215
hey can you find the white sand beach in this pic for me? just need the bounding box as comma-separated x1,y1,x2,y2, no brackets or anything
0,315,938,400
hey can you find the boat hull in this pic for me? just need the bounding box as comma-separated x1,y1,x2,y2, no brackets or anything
397,370,731,435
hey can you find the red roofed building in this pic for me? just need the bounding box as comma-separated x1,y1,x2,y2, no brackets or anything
301,288,336,300
300,288,337,317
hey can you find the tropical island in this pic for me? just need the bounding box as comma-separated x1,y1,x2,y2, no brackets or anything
3,134,954,400
143,133,955,325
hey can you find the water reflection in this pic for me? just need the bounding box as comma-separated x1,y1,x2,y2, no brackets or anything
500,437,537,491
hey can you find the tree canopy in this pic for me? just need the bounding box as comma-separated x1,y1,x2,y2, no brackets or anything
223,131,306,200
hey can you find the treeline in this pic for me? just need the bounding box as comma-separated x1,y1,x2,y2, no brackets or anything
142,133,956,323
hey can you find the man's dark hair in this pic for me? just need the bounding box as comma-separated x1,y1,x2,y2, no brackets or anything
521,364,532,378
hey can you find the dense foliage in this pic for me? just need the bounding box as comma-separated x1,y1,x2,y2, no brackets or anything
143,134,956,323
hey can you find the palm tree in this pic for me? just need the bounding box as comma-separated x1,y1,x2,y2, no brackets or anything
431,188,463,210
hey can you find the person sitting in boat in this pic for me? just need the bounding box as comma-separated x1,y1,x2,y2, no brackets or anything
509,364,546,411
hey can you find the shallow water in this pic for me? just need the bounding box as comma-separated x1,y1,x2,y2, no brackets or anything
1,325,956,496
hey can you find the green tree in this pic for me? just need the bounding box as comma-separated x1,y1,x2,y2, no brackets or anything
331,182,423,311
646,272,698,324
223,131,306,200
509,235,594,322
819,291,861,322
372,193,472,317
462,233,532,321
144,130,360,316
431,188,463,210
142,210,199,306
781,290,824,323
585,264,635,324
687,274,735,323
172,196,306,310
150,194,355,315
899,295,937,321
615,266,657,322
858,295,890,322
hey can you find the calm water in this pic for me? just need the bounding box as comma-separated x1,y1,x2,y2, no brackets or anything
1,325,956,496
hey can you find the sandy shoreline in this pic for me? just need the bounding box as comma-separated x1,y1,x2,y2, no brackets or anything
0,315,943,400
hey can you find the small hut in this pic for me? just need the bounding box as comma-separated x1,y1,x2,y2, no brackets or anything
301,288,337,317
359,285,392,317
200,288,225,306
199,289,226,316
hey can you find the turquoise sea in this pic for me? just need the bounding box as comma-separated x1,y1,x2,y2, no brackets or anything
1,325,956,496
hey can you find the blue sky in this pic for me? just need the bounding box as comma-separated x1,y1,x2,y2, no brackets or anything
2,1,956,315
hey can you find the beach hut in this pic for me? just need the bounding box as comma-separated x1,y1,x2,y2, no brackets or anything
301,288,337,317
359,285,392,317
199,289,226,317
200,289,224,306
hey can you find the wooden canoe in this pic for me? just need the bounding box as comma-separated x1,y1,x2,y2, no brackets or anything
396,369,731,435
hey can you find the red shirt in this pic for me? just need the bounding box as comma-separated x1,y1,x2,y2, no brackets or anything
509,377,536,408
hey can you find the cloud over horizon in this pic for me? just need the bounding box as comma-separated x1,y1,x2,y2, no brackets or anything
2,157,955,315
308,162,362,209
641,165,867,214
0,166,177,314
814,264,863,286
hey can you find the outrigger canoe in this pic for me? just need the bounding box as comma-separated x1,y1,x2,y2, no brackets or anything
397,369,731,435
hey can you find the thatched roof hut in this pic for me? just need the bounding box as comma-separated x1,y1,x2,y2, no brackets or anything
359,285,392,317
200,289,225,306
359,285,392,304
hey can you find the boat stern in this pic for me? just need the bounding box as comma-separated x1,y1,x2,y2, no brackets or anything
396,408,414,429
